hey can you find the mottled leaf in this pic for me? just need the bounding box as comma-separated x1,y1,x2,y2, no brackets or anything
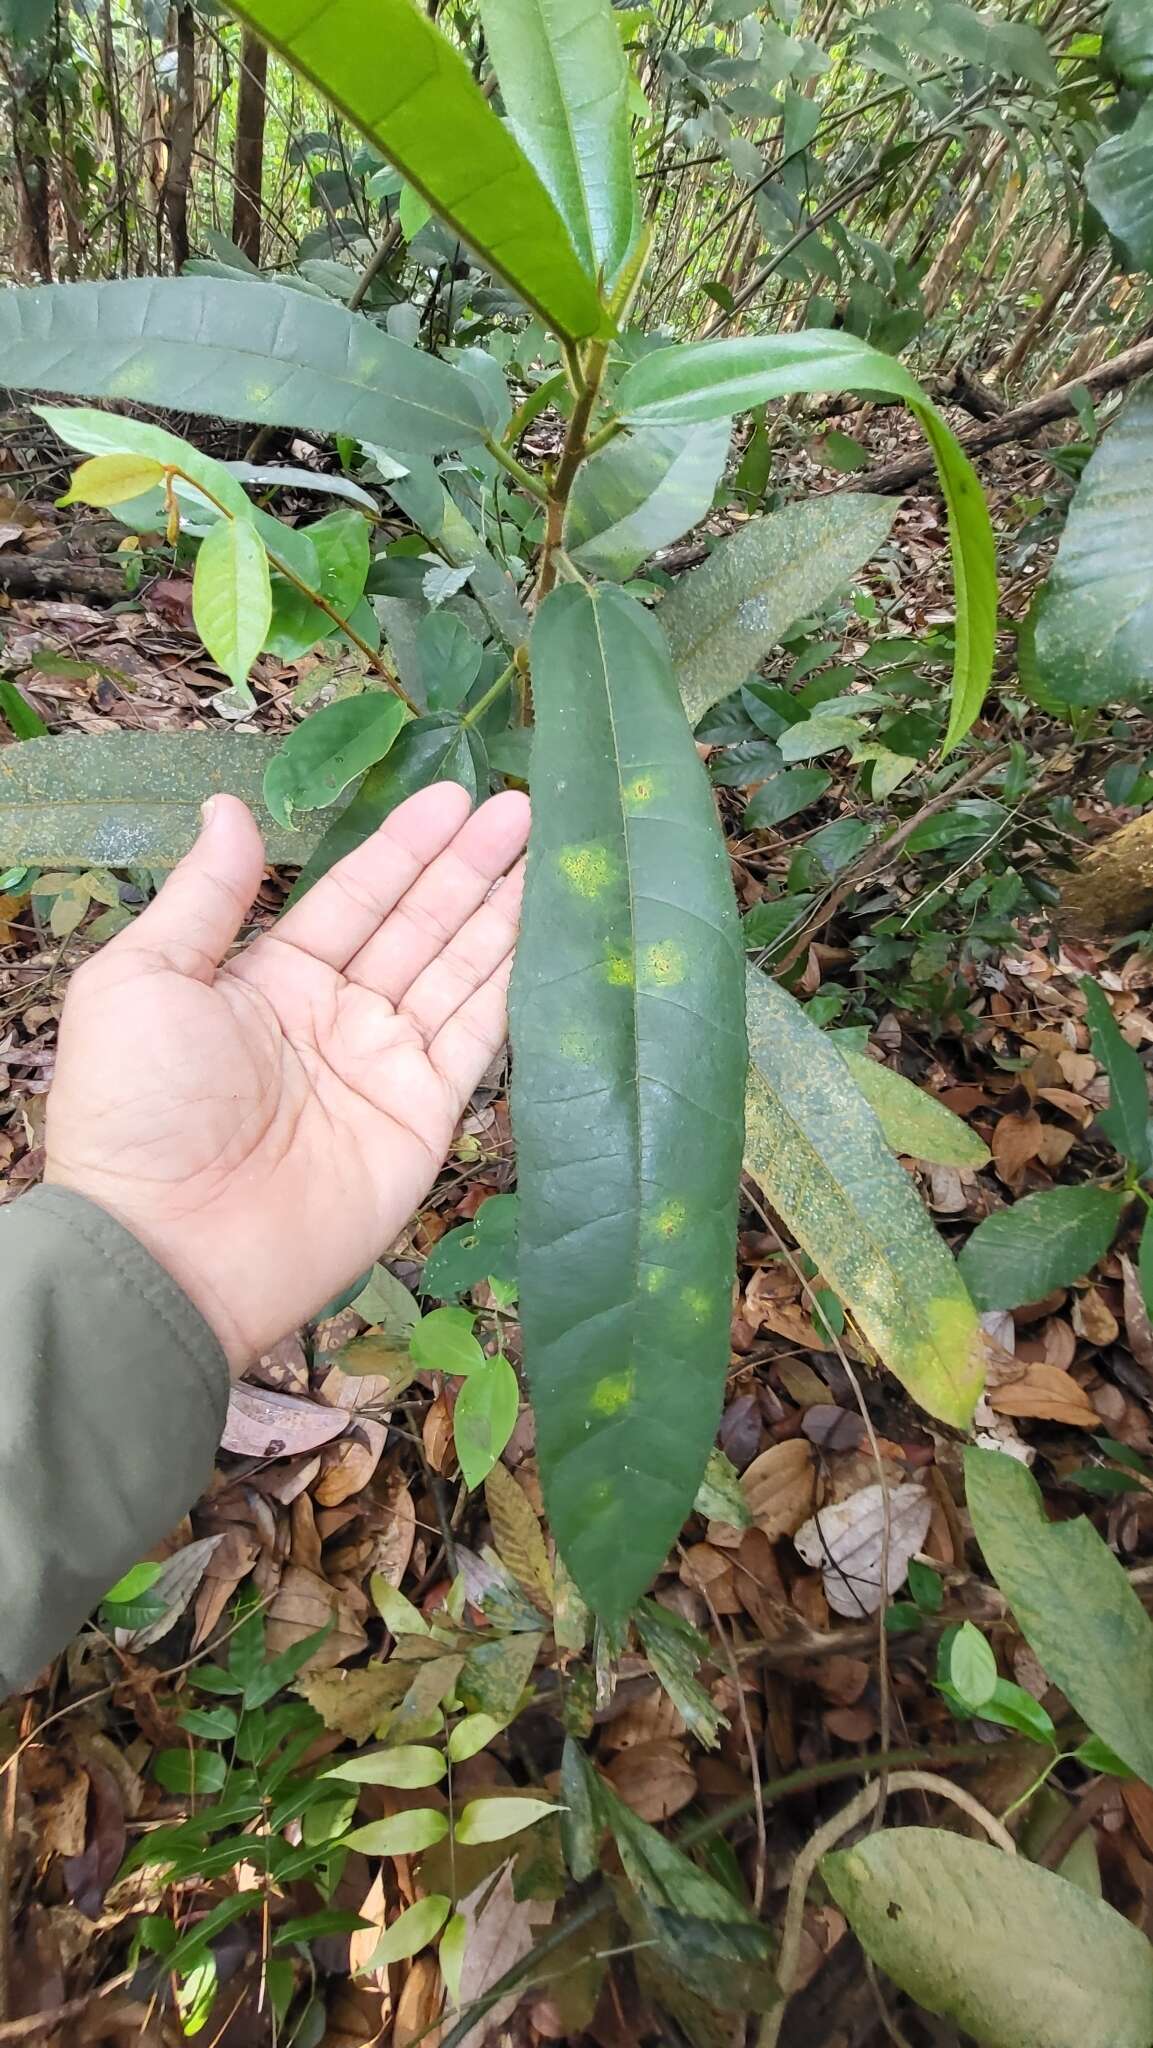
836,1047,991,1167
958,1186,1127,1310
1035,384,1153,707
566,421,730,580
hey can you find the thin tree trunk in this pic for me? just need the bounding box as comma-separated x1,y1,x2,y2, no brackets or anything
162,1,195,270
230,27,267,263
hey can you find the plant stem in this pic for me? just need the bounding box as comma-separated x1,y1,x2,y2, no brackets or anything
535,340,611,604
484,434,549,504
461,660,515,728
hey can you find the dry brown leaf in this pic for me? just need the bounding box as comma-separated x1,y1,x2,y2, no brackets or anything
1037,1086,1095,1126
604,1740,697,1823
824,1705,877,1742
314,1418,388,1507
349,1872,389,1979
265,1565,365,1668
597,1687,684,1752
1121,1254,1153,1373
733,1526,790,1638
422,1392,456,1475
741,1439,816,1540
115,1533,225,1652
295,1662,412,1742
1123,1781,1153,1859
794,1483,932,1619
992,1109,1043,1187
988,1363,1100,1429
393,1954,441,2048
222,1384,347,1459
485,1461,553,1610
1058,1050,1097,1091
758,1299,837,1351
1016,1317,1077,1370
1035,1124,1076,1170
1072,1287,1119,1347
454,1861,553,2048
372,1470,417,1589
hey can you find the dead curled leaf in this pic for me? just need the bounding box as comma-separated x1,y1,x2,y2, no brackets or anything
988,1363,1100,1429
265,1565,366,1668
741,1438,816,1541
222,1384,348,1459
603,1739,697,1823
794,1483,932,1618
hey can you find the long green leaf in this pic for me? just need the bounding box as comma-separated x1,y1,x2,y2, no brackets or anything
226,0,606,342
824,1828,1153,2048
477,0,636,281
192,516,272,701
1086,100,1153,276
0,278,488,452
838,1049,991,1168
617,332,997,752
510,586,746,1617
1034,382,1153,707
966,1446,1153,1786
658,496,896,725
566,421,730,580
744,964,983,1428
0,733,341,869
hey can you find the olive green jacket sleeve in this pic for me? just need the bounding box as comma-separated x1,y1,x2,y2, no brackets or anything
0,1186,229,1696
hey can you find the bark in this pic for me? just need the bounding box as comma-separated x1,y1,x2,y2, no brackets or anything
229,28,268,264
843,334,1153,495
162,2,195,271
0,554,125,600
10,70,53,280
920,135,1008,318
1060,812,1153,937
995,244,1083,386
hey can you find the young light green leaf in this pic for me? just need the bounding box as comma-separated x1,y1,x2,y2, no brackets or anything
454,1354,520,1489
226,0,605,341
958,1186,1127,1311
966,1446,1153,1785
263,693,407,829
478,0,636,280
103,1560,164,1604
745,965,982,1428
60,452,167,507
324,1745,446,1788
1081,977,1151,1173
371,1576,430,1638
345,1809,450,1855
946,1620,997,1710
38,403,252,519
410,1306,485,1378
511,586,746,1617
359,1893,450,1972
566,420,730,580
618,332,996,752
824,1828,1153,2048
12,280,489,452
398,181,433,242
439,1911,467,2003
447,1712,502,1763
1034,386,1153,707
454,1795,557,1844
192,517,272,703
836,1047,991,1167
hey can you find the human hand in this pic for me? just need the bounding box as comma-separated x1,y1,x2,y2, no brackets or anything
45,782,530,1376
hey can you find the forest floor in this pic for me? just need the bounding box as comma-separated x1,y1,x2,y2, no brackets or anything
3,399,1153,2048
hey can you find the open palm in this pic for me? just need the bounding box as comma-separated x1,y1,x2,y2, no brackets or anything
45,783,530,1374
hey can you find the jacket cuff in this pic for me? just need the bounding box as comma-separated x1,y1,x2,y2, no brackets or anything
0,1186,230,1694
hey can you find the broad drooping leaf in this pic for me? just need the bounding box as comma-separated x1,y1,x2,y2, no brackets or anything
657,496,896,725
958,1185,1127,1310
744,965,983,1428
966,1447,1153,1786
510,585,745,1616
837,1048,991,1168
288,715,488,900
1087,100,1153,276
1,279,489,453
824,1828,1153,2048
566,421,731,581
0,733,338,869
226,0,605,342
1104,0,1153,88
478,0,636,282
1034,383,1153,707
616,332,996,751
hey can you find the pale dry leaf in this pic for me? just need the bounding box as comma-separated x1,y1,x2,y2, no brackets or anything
742,1438,816,1541
794,1483,932,1619
393,1954,441,2048
926,1163,969,1212
1072,1287,1119,1347
115,1532,226,1652
372,1470,417,1589
295,1661,412,1742
265,1564,365,1668
454,1861,554,2048
349,1871,388,1979
484,1461,553,1611
988,1363,1099,1429
222,1384,347,1459
314,1417,388,1506
1037,1086,1095,1126
992,1109,1043,1187
604,1739,697,1823
1121,1255,1153,1373
422,1391,455,1475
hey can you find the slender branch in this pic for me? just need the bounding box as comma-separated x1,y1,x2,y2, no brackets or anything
347,216,402,312
484,434,549,504
461,660,516,728
535,341,611,603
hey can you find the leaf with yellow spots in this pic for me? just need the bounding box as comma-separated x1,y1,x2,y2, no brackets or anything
744,965,984,1429
510,585,746,1620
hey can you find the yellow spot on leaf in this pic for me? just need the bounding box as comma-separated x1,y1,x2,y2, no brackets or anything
559,1029,595,1061
681,1286,710,1321
653,1200,687,1240
642,1266,670,1294
605,947,634,988
248,383,273,405
590,1368,635,1417
558,844,616,898
623,774,657,808
642,940,687,986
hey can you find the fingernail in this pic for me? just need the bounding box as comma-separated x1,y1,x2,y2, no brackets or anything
200,796,218,826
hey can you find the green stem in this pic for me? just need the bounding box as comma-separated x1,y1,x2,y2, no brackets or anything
461,660,515,729
582,417,626,460
484,435,549,504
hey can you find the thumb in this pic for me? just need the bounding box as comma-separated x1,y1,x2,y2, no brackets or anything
120,794,266,979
